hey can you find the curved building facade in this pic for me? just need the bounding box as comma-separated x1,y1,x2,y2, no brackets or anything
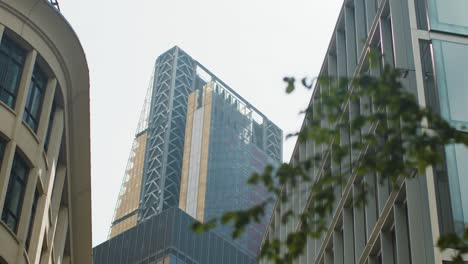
0,0,91,263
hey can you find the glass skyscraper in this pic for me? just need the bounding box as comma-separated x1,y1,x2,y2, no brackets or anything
100,46,283,262
179,81,282,255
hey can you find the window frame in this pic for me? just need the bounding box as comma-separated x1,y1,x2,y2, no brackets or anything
1,153,30,233
23,64,47,132
0,35,26,109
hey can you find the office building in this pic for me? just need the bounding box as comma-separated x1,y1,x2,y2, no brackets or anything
94,207,256,264
102,46,282,262
0,0,92,263
179,81,281,255
260,0,468,264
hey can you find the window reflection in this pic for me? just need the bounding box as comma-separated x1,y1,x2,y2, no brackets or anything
1,153,29,233
0,35,25,108
23,64,47,132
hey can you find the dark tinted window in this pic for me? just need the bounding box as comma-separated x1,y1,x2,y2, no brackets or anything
1,153,29,232
26,190,39,249
0,36,25,108
0,139,5,166
23,65,47,132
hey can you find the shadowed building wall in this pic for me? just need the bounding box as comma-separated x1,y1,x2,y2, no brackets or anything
0,0,92,263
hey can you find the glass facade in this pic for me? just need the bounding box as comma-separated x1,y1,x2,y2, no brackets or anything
427,0,468,35
93,208,255,264
203,83,281,255
433,40,468,235
1,153,29,233
0,35,25,108
23,64,47,132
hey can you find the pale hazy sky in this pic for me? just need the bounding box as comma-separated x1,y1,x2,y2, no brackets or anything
58,0,343,246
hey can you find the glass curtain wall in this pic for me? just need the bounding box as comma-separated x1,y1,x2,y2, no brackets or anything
433,40,468,235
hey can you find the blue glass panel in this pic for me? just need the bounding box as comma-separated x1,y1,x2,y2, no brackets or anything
433,40,468,131
427,0,468,35
445,144,468,233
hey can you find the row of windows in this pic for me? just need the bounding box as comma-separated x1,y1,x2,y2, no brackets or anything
0,33,60,259
0,34,56,140
0,138,57,264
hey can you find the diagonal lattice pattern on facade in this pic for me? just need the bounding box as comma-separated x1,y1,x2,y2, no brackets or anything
138,47,197,222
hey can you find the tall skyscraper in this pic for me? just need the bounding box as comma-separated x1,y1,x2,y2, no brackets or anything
260,1,468,264
0,0,92,263
100,46,283,263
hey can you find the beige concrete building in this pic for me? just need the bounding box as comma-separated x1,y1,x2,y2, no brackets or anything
0,0,91,263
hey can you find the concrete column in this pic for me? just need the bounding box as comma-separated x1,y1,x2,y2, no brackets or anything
377,173,390,214
336,30,348,79
53,207,68,264
50,166,66,223
406,176,435,263
307,236,315,263
365,172,378,240
354,0,368,56
36,78,57,146
344,208,355,264
16,168,40,242
325,249,334,264
13,50,36,117
380,231,395,264
353,185,366,262
345,5,358,77
368,255,379,264
62,256,71,264
389,0,414,70
333,230,344,264
365,0,377,32
46,109,64,172
394,203,411,264
0,141,16,212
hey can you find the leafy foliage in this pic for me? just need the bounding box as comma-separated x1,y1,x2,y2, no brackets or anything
193,52,468,263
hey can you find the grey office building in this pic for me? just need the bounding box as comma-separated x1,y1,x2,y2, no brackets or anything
260,0,468,264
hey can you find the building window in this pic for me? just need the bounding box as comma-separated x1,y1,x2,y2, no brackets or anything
427,0,468,36
433,40,468,236
1,153,29,233
26,189,39,249
0,36,26,108
23,65,47,132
